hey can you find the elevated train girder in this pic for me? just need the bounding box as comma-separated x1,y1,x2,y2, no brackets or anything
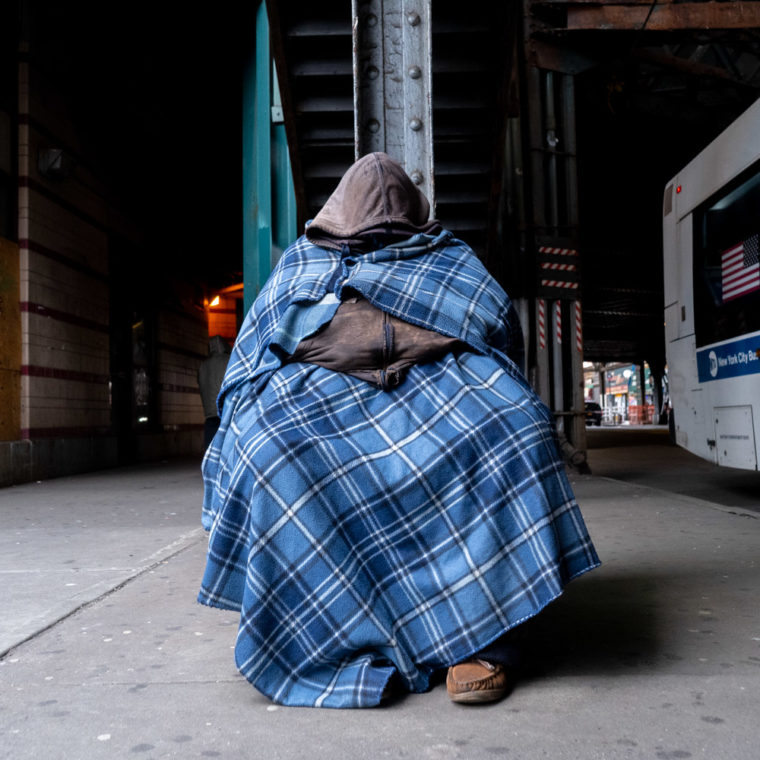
4,1,759,480
266,0,760,456
528,0,760,368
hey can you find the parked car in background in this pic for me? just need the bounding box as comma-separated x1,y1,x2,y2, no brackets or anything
585,401,602,426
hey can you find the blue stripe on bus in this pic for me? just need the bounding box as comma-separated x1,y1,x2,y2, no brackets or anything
697,335,760,383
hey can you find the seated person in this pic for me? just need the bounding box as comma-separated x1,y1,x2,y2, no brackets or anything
198,152,600,708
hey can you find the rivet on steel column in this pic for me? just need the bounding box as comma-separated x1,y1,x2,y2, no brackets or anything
351,0,435,212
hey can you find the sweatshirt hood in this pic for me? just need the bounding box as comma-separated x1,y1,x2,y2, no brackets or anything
305,152,441,251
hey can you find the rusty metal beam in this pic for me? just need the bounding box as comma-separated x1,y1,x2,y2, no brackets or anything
527,39,598,74
564,2,760,31
534,0,671,4
634,47,760,88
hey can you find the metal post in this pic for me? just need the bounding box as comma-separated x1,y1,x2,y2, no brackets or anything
513,296,530,377
544,71,559,232
535,297,550,402
562,73,586,452
526,64,551,401
243,2,296,312
526,65,546,235
552,300,564,431
570,299,586,439
254,2,273,307
271,61,297,268
352,0,435,209
561,73,579,234
242,3,272,314
649,360,665,424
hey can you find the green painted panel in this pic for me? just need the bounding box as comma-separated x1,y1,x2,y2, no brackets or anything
242,1,297,314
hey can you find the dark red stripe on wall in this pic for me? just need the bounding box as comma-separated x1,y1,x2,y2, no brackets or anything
157,342,207,361
21,423,204,439
21,425,111,440
22,365,110,385
19,176,111,234
21,302,109,334
160,383,201,395
165,305,209,328
20,239,109,284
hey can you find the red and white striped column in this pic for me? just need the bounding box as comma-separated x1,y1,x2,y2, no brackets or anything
551,300,564,427
535,297,550,404
537,298,546,350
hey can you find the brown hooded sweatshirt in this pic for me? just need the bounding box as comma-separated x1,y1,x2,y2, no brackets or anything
290,153,462,389
305,151,442,251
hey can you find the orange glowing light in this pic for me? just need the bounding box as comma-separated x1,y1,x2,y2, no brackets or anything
209,296,221,307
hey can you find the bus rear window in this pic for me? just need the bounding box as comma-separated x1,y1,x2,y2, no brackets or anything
693,161,760,348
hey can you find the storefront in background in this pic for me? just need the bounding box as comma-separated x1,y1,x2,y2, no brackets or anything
583,362,657,424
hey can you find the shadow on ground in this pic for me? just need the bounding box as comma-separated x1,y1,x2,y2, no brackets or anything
586,426,760,512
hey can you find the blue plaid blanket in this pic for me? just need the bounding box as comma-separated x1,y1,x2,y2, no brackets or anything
199,232,600,708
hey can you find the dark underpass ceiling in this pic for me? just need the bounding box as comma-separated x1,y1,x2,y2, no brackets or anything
25,0,249,292
271,0,760,369
21,1,760,365
535,5,760,364
577,50,759,364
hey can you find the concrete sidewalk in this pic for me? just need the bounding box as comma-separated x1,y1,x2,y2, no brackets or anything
1,457,759,759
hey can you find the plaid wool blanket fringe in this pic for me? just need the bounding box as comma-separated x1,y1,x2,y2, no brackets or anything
199,232,600,708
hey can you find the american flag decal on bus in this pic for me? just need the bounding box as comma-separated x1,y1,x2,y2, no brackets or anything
721,234,760,302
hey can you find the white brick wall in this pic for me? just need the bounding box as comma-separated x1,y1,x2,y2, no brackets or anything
158,309,207,428
16,57,207,443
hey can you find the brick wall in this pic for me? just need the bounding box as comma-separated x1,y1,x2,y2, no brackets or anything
0,238,21,441
18,52,117,441
1,48,207,485
158,306,207,430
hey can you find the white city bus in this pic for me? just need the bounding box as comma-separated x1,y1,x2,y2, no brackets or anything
663,97,760,471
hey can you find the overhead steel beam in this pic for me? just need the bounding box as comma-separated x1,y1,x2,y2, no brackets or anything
585,309,660,318
563,2,760,31
526,39,598,75
633,48,760,88
533,0,671,5
583,339,647,361
520,13,587,456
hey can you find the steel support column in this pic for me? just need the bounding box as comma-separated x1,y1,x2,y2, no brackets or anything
569,298,585,441
535,297,550,401
351,0,435,209
552,300,565,430
562,72,586,453
522,8,587,457
243,2,297,312
525,64,552,405
638,363,647,409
